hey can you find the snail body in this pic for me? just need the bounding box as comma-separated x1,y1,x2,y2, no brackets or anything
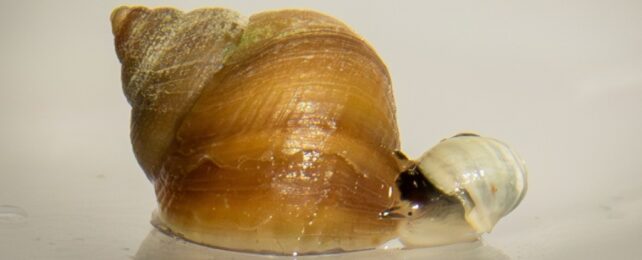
112,6,401,254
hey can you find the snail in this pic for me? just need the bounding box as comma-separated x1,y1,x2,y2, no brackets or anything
111,6,527,255
381,133,527,247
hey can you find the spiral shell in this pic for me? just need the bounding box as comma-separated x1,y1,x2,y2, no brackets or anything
392,134,528,247
111,6,401,254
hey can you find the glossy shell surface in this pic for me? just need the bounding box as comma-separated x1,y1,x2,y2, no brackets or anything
417,135,527,232
112,6,401,254
394,135,527,247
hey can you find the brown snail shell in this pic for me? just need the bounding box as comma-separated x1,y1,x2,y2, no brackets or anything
111,6,402,254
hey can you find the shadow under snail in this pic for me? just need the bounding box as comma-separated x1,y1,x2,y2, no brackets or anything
110,6,528,255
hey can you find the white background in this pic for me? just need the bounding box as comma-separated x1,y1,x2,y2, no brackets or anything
1,1,641,259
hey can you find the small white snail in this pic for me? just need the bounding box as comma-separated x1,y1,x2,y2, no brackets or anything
382,133,528,247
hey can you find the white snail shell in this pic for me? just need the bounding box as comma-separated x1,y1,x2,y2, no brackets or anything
394,134,528,247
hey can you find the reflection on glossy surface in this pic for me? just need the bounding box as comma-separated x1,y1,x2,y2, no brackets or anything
134,228,509,260
0,205,28,224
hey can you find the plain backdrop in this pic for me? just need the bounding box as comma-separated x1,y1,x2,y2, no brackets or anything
1,1,641,259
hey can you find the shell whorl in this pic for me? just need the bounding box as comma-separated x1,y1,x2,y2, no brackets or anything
112,7,401,254
112,6,246,178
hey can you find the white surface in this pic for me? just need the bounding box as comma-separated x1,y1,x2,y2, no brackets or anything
1,1,641,259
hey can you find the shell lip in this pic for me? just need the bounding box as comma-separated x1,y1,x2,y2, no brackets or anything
415,160,498,234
